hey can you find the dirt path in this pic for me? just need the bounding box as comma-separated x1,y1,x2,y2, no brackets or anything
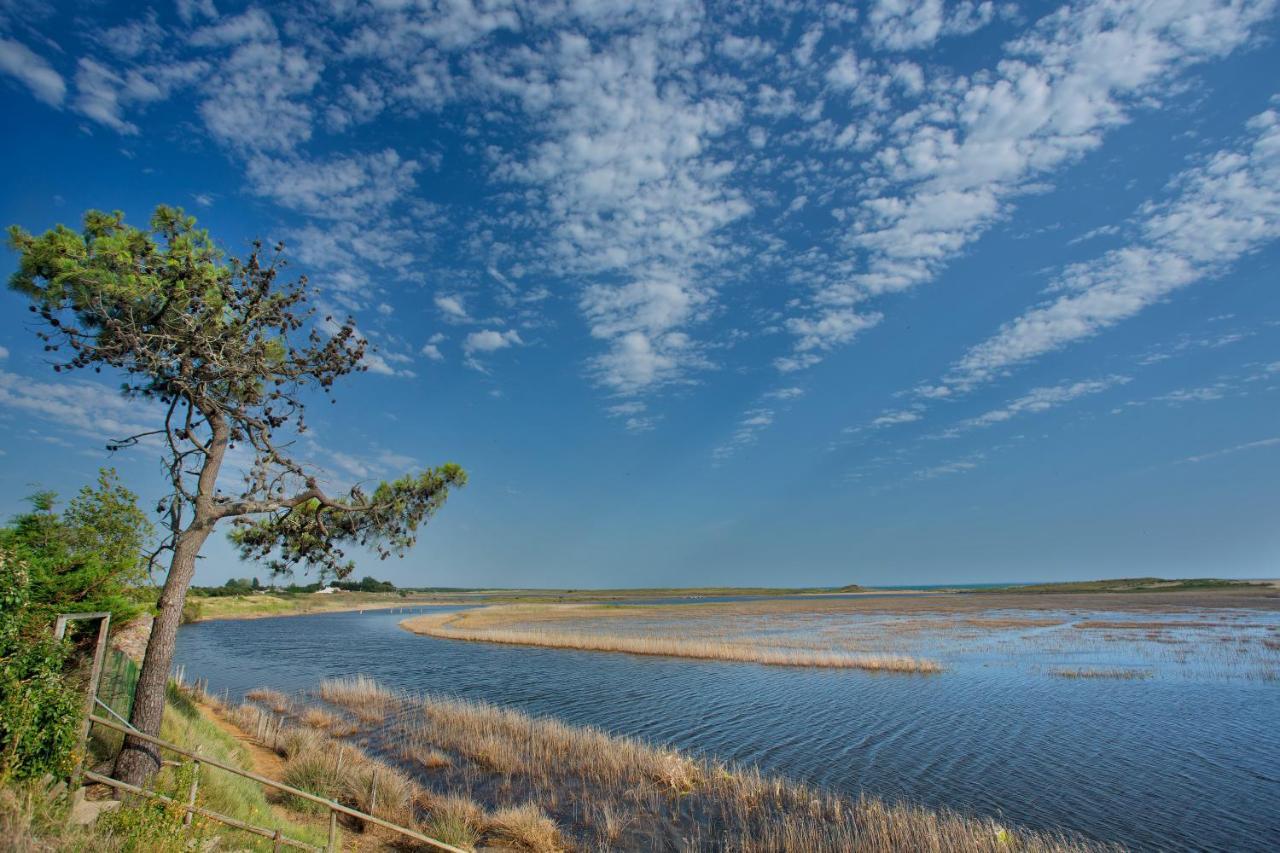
197,699,289,781
197,701,396,851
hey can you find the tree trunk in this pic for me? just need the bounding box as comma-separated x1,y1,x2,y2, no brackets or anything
114,412,228,788
112,523,212,786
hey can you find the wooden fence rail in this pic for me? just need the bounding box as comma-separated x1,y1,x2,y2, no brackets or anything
85,713,466,853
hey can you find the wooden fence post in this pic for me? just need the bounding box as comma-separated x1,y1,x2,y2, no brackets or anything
184,749,202,827
328,808,339,852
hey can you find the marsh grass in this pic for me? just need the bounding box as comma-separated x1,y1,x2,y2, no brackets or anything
318,674,397,722
487,803,563,851
301,676,1110,852
403,612,942,673
297,706,359,736
245,687,291,714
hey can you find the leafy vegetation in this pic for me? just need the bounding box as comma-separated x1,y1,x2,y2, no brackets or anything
0,547,80,782
0,469,153,626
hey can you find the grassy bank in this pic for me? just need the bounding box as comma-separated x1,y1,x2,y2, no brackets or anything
219,675,1110,852
183,589,435,622
402,608,943,673
3,658,328,852
180,587,856,623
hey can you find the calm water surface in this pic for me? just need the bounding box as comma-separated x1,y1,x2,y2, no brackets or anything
174,606,1280,852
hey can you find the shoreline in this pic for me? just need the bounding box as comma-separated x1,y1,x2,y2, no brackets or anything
184,579,1280,624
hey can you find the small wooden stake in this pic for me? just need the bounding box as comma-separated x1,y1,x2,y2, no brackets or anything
184,750,201,827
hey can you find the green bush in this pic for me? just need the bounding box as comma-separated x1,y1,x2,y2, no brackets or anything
0,549,81,782
97,762,209,852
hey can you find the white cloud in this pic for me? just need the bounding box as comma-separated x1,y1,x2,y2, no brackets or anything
0,38,65,106
872,407,924,427
0,346,8,359
73,57,208,135
950,105,1280,388
435,294,470,322
865,0,997,51
245,149,419,219
1154,385,1229,404
197,39,321,153
463,328,522,355
189,8,277,48
605,400,661,432
764,387,805,400
958,375,1130,431
490,32,750,394
0,369,156,445
713,407,777,462
176,0,218,26
777,310,882,370
420,334,445,361
1184,436,1280,464
913,451,986,480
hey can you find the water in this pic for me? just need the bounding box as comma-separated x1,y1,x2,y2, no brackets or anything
173,606,1280,851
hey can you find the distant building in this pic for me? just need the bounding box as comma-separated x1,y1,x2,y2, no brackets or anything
313,586,338,595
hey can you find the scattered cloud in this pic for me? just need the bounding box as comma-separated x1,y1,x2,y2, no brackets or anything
949,106,1280,389
782,0,1273,370
0,369,156,445
0,38,65,106
245,149,420,219
435,294,470,322
956,375,1131,431
1183,436,1280,464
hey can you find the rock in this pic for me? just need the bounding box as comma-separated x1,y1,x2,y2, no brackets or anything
67,786,122,826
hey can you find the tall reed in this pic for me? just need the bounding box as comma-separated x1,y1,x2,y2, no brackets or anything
403,612,942,673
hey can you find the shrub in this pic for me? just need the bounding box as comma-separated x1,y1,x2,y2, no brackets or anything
0,549,81,782
98,763,209,852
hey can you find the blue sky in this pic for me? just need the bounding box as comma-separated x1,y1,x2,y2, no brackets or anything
0,0,1277,588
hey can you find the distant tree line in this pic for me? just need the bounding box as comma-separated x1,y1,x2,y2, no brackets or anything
189,574,398,596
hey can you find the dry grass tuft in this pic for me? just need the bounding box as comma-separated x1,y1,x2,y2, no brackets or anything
297,706,358,735
318,674,398,722
487,803,564,852
403,612,942,673
418,793,485,851
245,686,291,714
403,745,452,770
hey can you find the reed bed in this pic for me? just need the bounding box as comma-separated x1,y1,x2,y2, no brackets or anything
244,686,291,714
303,676,1110,852
403,612,942,673
318,674,398,723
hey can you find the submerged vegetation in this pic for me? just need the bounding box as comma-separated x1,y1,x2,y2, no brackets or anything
403,610,944,673
1050,668,1152,680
